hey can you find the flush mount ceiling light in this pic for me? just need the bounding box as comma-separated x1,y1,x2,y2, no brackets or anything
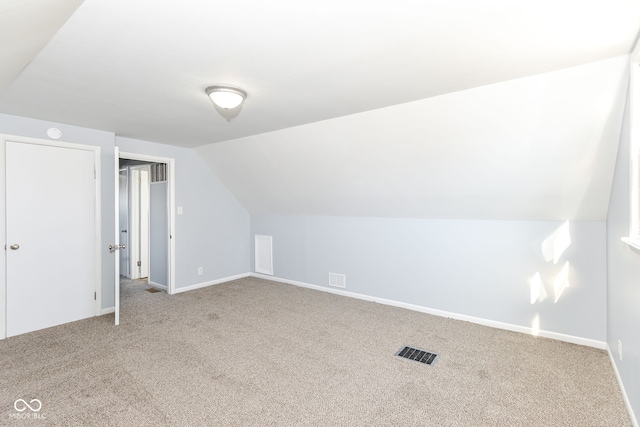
205,85,247,110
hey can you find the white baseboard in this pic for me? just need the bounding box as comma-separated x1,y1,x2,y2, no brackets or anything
250,273,607,350
98,273,249,314
607,343,639,427
173,273,251,294
101,307,115,315
148,281,167,291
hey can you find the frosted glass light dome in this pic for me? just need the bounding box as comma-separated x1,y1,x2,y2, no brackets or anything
206,85,247,110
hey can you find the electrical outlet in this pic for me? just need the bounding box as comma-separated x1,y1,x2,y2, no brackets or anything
618,340,623,361
197,267,203,276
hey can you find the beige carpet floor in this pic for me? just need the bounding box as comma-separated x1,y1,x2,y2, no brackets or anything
0,276,632,426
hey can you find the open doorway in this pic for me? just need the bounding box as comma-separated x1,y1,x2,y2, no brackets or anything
119,161,154,284
115,151,175,324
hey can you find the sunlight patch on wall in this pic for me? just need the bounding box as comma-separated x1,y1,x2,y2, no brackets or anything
541,221,571,264
553,261,570,303
531,314,540,336
528,272,548,304
527,222,573,336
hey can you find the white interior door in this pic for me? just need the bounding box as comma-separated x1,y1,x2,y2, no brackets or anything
119,168,130,278
6,140,97,337
128,166,150,280
114,148,120,326
139,167,150,279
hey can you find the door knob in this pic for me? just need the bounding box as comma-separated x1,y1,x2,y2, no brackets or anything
10,244,19,250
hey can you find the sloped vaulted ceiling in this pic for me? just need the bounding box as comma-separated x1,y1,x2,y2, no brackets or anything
196,56,629,221
0,1,638,221
0,0,84,94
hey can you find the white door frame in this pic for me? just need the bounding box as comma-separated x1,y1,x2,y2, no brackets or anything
114,148,120,325
119,168,130,279
127,165,151,280
1,134,102,339
114,150,175,323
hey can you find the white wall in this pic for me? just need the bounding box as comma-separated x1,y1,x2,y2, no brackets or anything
0,113,250,314
117,137,250,290
606,88,640,423
251,215,607,344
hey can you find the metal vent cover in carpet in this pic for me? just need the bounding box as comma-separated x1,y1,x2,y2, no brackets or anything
395,345,439,365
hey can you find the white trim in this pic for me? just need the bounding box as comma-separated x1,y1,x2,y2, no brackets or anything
0,136,6,339
128,167,141,279
251,273,607,349
114,147,120,325
621,236,640,251
102,275,247,311
148,281,167,291
102,307,116,315
118,166,130,279
127,165,151,280
627,41,640,241
118,151,176,295
0,134,102,339
172,273,251,294
607,344,639,427
94,146,102,317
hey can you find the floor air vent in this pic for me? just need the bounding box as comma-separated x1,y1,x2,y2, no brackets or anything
396,345,439,365
145,288,161,293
